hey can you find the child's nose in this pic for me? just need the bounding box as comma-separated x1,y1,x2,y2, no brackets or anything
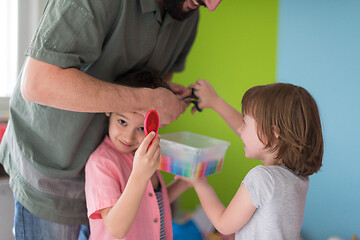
124,130,136,142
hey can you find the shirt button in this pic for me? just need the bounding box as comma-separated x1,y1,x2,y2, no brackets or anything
148,193,153,197
154,218,158,223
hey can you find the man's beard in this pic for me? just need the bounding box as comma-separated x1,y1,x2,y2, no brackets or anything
164,0,197,21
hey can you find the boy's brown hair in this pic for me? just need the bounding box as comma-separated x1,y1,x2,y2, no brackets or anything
114,69,170,90
241,83,323,177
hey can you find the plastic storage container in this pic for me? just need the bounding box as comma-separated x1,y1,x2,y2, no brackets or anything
159,132,230,178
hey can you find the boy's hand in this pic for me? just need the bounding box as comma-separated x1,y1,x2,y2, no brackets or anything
173,176,193,189
132,132,161,180
189,79,220,113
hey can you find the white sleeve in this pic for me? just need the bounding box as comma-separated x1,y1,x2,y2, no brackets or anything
242,165,275,208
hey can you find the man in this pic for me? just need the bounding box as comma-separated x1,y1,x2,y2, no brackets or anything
0,0,222,239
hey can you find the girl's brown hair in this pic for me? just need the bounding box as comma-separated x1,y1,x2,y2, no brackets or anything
241,83,323,177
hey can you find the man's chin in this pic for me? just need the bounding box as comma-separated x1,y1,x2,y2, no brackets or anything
164,0,197,21
169,9,196,21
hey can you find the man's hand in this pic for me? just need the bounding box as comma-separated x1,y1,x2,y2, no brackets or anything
168,81,192,98
146,87,189,126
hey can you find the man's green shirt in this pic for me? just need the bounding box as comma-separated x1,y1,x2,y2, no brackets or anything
0,0,198,224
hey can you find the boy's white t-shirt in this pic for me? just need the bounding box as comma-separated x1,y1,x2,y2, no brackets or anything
236,165,309,240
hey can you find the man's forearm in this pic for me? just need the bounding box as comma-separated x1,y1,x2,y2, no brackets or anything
21,57,147,113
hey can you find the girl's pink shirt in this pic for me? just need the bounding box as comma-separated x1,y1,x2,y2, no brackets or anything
85,136,173,240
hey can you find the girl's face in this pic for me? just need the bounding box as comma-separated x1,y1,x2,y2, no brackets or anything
107,112,145,154
239,114,272,164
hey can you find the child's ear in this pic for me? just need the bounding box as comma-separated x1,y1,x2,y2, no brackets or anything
272,126,280,139
236,127,242,135
105,112,111,117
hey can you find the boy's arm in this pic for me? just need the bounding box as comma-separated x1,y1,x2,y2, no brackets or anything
192,79,243,137
100,133,160,239
166,179,192,203
192,178,256,235
100,172,149,238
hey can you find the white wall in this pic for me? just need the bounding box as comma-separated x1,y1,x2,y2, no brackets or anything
0,0,46,120
17,0,47,74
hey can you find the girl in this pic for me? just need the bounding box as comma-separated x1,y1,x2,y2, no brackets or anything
85,70,191,240
184,80,323,239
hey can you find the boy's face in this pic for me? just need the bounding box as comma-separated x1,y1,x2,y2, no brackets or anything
107,112,145,154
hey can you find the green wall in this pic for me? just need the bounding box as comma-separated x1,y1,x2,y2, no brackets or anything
160,0,278,211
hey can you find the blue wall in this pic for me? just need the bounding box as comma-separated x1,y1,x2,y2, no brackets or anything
277,1,360,239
